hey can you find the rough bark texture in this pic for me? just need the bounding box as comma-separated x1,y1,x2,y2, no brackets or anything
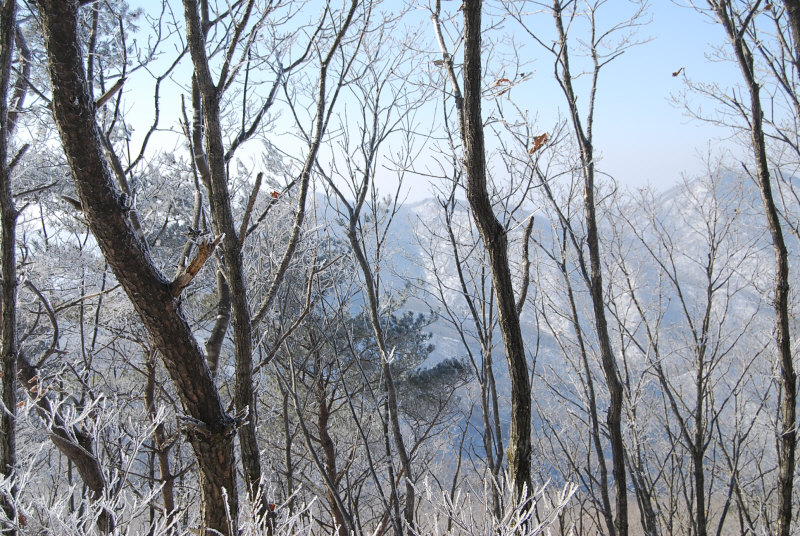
462,0,532,502
0,0,18,528
711,5,796,536
36,2,238,534
180,0,265,512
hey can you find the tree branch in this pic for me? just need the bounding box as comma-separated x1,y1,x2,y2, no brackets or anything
170,233,223,297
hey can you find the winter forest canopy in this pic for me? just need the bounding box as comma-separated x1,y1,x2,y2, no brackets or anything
1,0,800,535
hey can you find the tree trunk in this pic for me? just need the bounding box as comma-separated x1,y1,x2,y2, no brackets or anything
181,0,271,514
694,354,707,536
36,2,238,533
0,1,18,529
145,352,175,525
711,5,796,536
551,2,628,531
783,0,800,73
584,167,628,536
315,369,348,534
462,0,532,503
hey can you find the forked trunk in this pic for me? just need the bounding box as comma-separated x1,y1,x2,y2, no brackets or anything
462,0,532,502
37,2,239,533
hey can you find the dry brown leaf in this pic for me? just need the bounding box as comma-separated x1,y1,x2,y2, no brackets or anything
529,133,549,155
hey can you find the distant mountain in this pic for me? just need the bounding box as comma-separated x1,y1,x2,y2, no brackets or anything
344,173,795,462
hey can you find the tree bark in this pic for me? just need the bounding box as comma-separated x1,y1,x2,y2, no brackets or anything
181,0,265,512
2,13,111,525
36,2,238,534
0,0,18,529
462,0,532,503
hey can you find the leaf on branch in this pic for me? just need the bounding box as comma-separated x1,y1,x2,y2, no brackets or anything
270,190,280,199
672,67,684,77
432,59,445,67
170,234,224,297
529,133,549,155
490,77,515,97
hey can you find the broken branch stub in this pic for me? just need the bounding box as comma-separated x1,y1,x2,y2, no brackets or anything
171,233,224,297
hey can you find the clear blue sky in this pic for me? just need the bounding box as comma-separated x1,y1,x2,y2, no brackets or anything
125,0,742,196
418,0,743,194
586,1,740,190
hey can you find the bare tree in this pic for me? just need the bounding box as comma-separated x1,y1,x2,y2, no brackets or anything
182,0,363,515
35,1,240,533
322,26,432,530
430,0,534,503
505,2,650,533
685,2,797,534
415,186,507,519
180,0,274,512
610,174,770,535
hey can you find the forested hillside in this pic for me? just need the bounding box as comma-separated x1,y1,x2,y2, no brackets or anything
0,1,799,535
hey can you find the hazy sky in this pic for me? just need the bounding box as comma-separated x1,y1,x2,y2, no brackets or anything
582,1,741,190
423,0,744,195
418,0,744,194
124,1,743,195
